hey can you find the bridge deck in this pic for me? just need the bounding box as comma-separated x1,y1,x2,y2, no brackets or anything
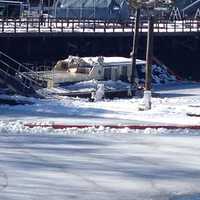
0,18,199,37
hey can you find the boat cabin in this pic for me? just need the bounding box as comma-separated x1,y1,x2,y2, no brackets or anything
53,56,146,84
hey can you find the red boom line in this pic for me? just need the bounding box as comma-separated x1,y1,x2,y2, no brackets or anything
24,124,200,130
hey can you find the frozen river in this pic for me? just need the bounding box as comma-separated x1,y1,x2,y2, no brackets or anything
0,130,200,200
0,82,200,199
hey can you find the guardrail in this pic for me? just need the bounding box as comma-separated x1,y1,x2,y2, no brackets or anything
0,50,49,96
0,17,199,34
0,50,45,88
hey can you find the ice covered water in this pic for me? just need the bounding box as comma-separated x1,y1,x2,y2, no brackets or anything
0,128,200,200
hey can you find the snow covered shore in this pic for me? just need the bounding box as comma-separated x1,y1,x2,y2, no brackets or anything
0,82,200,130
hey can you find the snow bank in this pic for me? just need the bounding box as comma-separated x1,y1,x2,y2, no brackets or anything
0,120,200,136
136,64,177,86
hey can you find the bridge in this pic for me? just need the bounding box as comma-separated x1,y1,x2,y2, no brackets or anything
0,17,199,37
0,17,200,81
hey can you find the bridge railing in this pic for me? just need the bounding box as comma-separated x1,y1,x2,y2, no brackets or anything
0,17,199,34
0,50,47,88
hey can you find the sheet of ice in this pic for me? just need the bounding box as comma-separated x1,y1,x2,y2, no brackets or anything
0,82,200,200
59,80,131,93
0,128,200,200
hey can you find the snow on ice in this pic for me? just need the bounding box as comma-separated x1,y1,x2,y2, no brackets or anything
0,126,200,200
0,81,200,200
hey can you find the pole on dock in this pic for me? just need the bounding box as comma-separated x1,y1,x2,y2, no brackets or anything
130,8,140,86
40,0,44,15
144,15,154,110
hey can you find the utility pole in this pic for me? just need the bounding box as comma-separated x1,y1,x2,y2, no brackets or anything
131,7,140,85
48,0,50,17
145,15,154,91
40,0,44,15
128,0,173,102
144,14,154,110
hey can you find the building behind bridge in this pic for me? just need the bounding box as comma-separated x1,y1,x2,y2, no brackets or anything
1,0,200,20
173,0,200,19
53,0,130,21
0,0,27,18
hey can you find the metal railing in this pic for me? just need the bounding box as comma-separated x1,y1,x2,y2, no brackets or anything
0,50,46,87
0,17,199,34
0,50,49,96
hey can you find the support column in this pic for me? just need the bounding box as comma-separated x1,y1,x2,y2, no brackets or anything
130,8,140,85
144,15,154,110
145,16,154,91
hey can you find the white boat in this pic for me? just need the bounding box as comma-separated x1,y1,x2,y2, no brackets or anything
52,56,146,85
